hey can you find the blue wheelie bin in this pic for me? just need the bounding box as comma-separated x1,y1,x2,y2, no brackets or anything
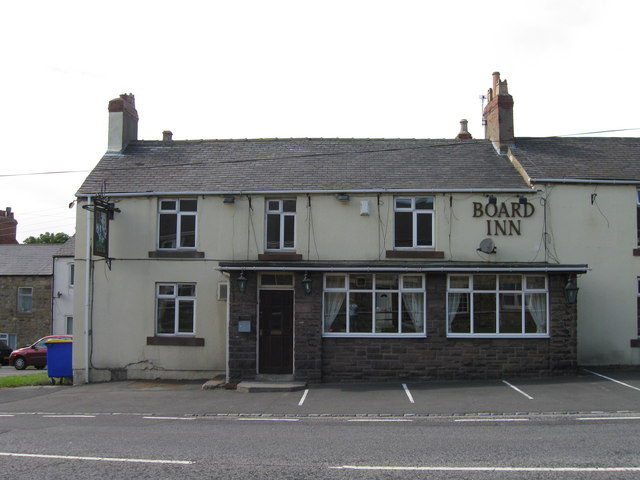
45,339,73,385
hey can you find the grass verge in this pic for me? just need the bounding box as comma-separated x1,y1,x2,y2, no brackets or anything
0,372,51,388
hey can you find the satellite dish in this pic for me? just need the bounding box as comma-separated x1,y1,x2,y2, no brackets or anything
478,238,496,254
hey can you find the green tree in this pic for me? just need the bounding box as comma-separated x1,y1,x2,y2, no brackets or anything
23,232,70,244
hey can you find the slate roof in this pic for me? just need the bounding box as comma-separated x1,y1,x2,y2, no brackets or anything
512,137,640,182
76,138,531,195
0,244,60,276
53,236,75,257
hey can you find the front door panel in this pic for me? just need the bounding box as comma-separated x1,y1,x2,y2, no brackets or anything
259,290,293,374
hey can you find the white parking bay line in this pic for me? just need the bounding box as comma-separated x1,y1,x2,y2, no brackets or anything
584,369,640,392
298,389,309,406
577,416,640,421
0,452,193,465
502,380,534,400
402,384,415,403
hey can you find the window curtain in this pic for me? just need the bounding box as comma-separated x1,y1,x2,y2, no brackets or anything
324,292,345,330
402,292,424,332
527,293,547,333
447,293,462,331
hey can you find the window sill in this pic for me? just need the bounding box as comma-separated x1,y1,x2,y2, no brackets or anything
447,334,549,339
146,336,204,346
258,252,302,261
148,250,205,259
386,250,444,259
323,333,426,338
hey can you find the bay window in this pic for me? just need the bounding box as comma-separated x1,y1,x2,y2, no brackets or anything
447,274,548,336
323,273,425,336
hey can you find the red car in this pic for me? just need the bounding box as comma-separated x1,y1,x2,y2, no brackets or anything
9,335,72,370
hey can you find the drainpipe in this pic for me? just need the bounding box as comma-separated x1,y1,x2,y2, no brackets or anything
84,195,93,383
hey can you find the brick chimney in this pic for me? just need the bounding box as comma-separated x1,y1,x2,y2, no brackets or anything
107,93,138,152
483,72,514,153
0,207,18,244
455,119,473,140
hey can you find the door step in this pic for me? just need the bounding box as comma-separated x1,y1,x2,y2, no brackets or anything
237,374,306,393
256,374,294,382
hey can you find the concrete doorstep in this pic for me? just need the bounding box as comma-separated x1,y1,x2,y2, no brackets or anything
201,374,307,392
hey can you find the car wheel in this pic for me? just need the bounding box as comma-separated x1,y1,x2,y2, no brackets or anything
13,357,26,370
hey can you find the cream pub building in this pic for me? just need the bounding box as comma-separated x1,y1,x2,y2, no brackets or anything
73,72,640,384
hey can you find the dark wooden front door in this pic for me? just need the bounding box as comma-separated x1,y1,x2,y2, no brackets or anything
259,290,294,374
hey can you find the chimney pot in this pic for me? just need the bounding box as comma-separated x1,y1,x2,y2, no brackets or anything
455,119,473,140
163,130,173,142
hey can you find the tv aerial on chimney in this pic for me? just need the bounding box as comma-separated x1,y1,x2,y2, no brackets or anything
479,95,487,126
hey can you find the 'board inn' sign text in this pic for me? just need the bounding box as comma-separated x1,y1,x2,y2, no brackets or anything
472,201,535,236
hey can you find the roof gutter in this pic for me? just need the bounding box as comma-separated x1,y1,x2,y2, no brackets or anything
215,265,590,273
530,178,640,185
76,187,536,198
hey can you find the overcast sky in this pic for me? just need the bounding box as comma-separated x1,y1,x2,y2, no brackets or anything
1,0,638,242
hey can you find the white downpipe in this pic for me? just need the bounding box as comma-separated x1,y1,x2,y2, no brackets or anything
84,195,93,383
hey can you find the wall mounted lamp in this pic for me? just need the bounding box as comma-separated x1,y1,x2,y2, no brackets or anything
337,193,350,202
564,276,579,305
301,272,313,295
237,271,247,294
487,195,497,205
223,196,235,204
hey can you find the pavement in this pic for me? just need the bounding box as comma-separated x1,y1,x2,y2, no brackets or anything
1,367,640,418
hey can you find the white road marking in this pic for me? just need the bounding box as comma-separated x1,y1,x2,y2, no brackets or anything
298,389,309,406
577,416,640,421
42,415,96,418
348,419,413,422
0,414,15,417
454,418,529,422
502,380,534,400
402,383,415,403
0,452,193,465
143,416,195,421
237,418,299,422
330,465,640,472
584,369,640,392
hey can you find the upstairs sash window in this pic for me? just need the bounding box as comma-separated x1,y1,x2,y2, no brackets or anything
266,199,296,251
158,199,197,249
394,197,434,248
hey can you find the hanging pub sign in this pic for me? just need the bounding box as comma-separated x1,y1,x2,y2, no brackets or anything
83,197,120,258
93,207,109,257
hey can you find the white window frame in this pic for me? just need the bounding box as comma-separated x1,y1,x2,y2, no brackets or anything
636,190,640,247
68,263,75,287
394,197,435,249
265,199,296,251
155,283,197,336
65,316,74,335
447,274,549,338
17,287,33,313
157,198,198,250
0,333,17,350
322,273,426,338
